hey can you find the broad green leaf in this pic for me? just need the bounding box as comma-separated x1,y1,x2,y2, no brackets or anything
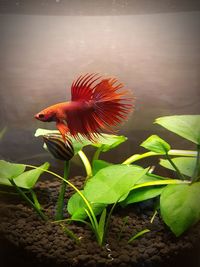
0,162,49,189
155,115,200,145
92,160,112,175
84,165,148,204
13,162,50,189
141,135,170,153
123,186,165,205
160,157,196,177
0,178,12,186
160,183,200,236
91,134,127,152
0,160,25,180
67,191,106,220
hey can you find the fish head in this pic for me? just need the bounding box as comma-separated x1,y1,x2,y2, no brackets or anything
34,107,56,122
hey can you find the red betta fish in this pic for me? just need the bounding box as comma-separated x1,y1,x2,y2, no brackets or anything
35,73,134,142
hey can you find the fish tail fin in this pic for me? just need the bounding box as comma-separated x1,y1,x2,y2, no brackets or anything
68,74,134,141
91,78,134,132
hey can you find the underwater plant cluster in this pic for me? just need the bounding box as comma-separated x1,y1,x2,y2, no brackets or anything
0,115,200,247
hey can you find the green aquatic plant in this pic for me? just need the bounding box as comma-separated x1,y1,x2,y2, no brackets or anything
0,160,49,220
34,130,133,245
123,115,200,236
35,116,199,241
128,228,151,243
35,129,127,223
0,115,199,246
155,115,200,236
18,164,118,246
66,165,150,246
66,115,200,239
65,203,118,246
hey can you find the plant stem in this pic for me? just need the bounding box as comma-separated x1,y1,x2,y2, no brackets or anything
192,144,200,182
92,147,103,163
150,210,158,224
78,150,92,178
122,149,197,165
169,149,197,157
130,179,190,191
122,151,158,165
55,161,70,220
165,152,185,180
30,189,42,210
9,179,47,221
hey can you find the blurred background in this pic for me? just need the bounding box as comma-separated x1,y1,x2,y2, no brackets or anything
0,0,200,177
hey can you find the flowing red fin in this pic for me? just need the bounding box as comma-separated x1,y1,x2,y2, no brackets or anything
71,73,101,101
56,121,69,143
67,74,134,141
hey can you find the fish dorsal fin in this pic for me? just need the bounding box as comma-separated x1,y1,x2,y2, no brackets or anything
71,73,101,101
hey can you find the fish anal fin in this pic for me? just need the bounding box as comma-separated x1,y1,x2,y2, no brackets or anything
56,121,69,142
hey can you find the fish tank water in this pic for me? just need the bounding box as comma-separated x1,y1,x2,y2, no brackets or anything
0,1,200,267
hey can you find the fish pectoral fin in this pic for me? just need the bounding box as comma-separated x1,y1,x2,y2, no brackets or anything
56,121,69,142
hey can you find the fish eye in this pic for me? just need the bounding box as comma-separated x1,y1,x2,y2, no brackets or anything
38,114,45,119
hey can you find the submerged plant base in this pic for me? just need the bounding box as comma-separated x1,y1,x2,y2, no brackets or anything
0,177,199,267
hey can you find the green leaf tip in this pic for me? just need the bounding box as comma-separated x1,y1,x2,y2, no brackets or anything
0,161,50,189
141,135,170,153
0,160,26,180
155,115,200,145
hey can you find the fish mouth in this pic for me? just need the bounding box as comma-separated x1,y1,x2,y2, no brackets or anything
34,113,45,121
34,114,41,120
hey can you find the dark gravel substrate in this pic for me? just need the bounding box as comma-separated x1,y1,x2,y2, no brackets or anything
0,176,200,267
